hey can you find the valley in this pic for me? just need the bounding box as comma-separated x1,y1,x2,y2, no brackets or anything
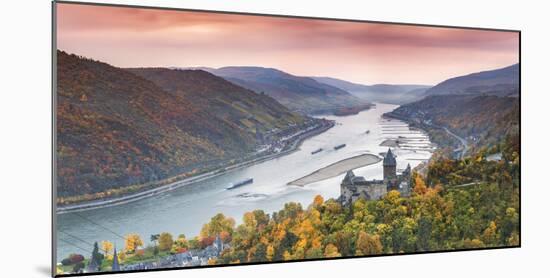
52,5,520,275
56,52,323,205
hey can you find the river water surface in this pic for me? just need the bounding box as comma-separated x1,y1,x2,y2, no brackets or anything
56,103,433,260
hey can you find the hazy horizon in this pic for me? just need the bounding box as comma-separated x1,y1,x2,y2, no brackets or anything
57,3,519,85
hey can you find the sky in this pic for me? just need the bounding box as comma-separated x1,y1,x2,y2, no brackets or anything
56,3,519,85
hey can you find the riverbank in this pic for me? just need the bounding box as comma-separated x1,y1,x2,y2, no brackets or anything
383,112,468,159
332,103,374,116
287,153,382,186
56,120,335,213
309,103,374,117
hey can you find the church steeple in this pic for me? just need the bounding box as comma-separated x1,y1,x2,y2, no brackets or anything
86,242,101,272
112,246,120,271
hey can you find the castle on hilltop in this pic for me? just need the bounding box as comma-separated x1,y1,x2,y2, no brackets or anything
339,148,411,206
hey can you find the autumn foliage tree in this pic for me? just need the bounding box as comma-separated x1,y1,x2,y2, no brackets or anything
124,233,143,254
200,213,236,239
323,244,341,258
100,241,113,257
158,232,173,251
355,231,383,256
413,174,428,195
171,234,189,254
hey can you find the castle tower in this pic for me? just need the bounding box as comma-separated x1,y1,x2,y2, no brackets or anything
383,148,396,180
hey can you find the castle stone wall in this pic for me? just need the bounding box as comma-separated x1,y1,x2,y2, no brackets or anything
339,149,411,206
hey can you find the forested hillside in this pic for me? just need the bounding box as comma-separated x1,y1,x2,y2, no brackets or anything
56,51,305,203
127,68,304,134
386,94,519,153
208,138,519,263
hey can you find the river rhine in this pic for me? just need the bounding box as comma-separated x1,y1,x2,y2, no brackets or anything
56,103,433,260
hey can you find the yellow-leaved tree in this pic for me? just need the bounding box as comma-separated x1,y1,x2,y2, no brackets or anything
413,175,428,195
313,195,324,207
481,221,498,246
117,251,126,263
355,231,383,256
124,233,143,254
101,240,113,257
200,213,236,239
158,232,174,251
324,244,341,258
266,245,275,261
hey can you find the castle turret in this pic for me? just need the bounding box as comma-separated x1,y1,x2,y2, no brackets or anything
383,148,396,180
403,163,411,177
343,170,355,185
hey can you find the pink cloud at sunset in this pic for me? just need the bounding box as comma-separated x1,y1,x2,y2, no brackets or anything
56,3,519,85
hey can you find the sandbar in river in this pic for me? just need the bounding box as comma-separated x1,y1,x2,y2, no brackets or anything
287,153,382,186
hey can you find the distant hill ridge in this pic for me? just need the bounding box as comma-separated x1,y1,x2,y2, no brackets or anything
311,76,431,105
178,66,370,115
424,63,519,96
